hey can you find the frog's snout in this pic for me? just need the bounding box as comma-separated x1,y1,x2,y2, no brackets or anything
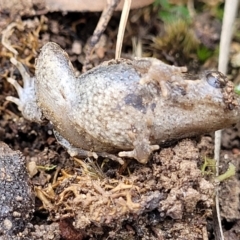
206,71,228,89
200,71,240,111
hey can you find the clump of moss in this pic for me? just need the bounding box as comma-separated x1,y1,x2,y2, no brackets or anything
152,19,199,64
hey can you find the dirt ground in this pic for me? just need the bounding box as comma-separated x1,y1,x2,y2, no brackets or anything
0,1,240,240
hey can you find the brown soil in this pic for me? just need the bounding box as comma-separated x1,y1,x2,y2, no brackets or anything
0,2,240,240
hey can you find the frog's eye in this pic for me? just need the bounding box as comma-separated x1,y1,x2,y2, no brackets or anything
206,71,227,88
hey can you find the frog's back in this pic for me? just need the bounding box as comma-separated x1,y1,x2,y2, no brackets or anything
72,62,160,150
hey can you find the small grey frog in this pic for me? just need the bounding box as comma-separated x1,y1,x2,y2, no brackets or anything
7,42,240,164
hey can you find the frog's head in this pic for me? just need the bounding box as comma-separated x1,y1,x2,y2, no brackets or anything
157,70,240,141
185,70,240,131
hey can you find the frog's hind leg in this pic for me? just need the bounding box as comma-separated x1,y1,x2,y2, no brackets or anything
6,58,43,122
54,130,97,157
54,130,124,165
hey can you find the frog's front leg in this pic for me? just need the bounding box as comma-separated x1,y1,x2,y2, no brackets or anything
133,57,188,97
6,58,43,122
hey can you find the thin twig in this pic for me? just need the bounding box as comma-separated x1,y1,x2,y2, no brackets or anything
214,0,239,239
115,0,132,59
83,0,121,71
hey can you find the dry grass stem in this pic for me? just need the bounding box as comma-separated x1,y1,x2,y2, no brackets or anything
115,0,132,59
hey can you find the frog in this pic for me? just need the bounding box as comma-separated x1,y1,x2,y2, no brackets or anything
6,42,240,164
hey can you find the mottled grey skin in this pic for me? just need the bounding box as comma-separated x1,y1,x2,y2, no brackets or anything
7,42,240,164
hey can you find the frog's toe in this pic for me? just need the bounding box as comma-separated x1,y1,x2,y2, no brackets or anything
10,58,34,88
6,95,23,111
68,147,98,159
7,77,23,96
118,143,159,164
70,148,124,165
96,152,125,165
